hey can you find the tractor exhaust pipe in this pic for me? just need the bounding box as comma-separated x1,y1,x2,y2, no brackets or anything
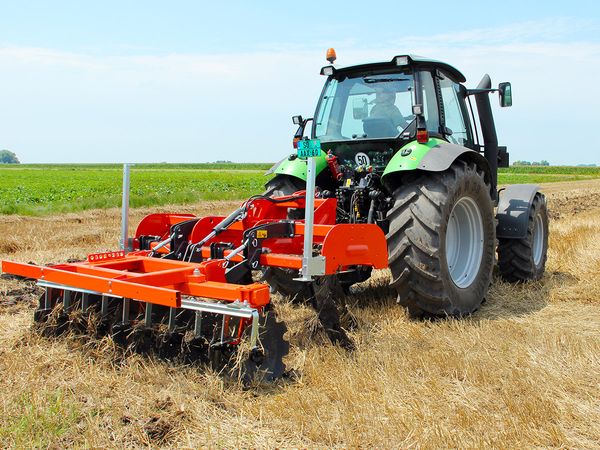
474,74,498,200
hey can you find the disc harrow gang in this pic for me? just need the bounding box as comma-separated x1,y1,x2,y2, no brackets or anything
1,190,388,382
32,284,289,381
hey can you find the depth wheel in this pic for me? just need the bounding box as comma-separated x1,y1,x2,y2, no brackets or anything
387,160,496,317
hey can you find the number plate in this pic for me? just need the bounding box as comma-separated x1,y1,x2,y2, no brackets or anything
297,139,321,158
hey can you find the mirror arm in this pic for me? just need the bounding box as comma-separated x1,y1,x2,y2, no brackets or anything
294,118,313,139
466,88,499,96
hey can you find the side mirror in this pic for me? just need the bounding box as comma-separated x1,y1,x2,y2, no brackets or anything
352,98,368,120
498,82,512,107
292,115,304,125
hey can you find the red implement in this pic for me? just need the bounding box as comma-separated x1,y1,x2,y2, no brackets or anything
1,255,269,309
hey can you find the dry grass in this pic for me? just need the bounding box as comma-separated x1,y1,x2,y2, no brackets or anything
1,183,599,448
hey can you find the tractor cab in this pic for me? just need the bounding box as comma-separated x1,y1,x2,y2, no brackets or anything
281,52,512,197
296,54,475,173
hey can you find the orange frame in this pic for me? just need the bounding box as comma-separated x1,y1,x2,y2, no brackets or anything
1,256,269,309
1,192,389,311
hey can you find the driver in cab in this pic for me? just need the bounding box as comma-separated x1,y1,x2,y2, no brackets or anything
369,86,409,129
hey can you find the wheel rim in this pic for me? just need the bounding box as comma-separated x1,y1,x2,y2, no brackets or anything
532,213,544,266
445,196,484,288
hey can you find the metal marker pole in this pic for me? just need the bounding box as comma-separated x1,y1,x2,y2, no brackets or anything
300,157,316,281
120,163,131,251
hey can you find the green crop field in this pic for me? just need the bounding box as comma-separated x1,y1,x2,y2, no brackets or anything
498,166,600,184
0,164,272,215
0,164,599,216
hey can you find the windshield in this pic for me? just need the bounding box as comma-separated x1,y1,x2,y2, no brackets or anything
314,71,415,142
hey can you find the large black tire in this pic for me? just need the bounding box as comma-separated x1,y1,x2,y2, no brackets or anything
264,174,305,198
387,160,496,317
498,193,548,282
261,175,309,298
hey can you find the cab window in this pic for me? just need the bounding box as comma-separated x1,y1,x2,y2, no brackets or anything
439,75,468,145
314,72,414,142
419,71,440,134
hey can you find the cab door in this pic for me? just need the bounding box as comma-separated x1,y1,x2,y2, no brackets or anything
437,72,475,149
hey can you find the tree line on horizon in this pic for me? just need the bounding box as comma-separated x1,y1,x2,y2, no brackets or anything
512,160,550,166
1,151,597,167
0,150,20,164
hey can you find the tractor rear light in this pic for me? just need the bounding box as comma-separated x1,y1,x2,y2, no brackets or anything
293,137,300,149
417,129,429,144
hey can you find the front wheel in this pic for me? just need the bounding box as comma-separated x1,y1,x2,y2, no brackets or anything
387,161,496,317
497,193,549,282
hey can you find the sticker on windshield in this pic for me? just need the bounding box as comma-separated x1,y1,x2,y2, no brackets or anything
355,152,370,166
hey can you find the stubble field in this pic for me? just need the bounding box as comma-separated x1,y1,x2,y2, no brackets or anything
0,178,599,448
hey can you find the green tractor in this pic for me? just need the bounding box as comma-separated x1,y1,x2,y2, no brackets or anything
264,51,549,317
0,51,551,380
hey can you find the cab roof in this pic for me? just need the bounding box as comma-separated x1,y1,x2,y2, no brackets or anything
322,54,466,83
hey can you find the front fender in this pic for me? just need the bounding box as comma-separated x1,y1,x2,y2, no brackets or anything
497,184,540,239
265,151,328,181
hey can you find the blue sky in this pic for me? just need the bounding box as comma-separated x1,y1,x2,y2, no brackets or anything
0,0,599,164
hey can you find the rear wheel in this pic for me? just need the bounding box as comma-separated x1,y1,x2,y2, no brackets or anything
387,161,496,317
498,193,548,282
263,174,305,198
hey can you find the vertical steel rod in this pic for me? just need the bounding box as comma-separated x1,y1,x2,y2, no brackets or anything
168,307,176,332
193,311,202,337
122,298,130,324
300,157,317,281
101,296,109,317
120,163,131,251
81,293,90,313
44,288,52,310
63,290,72,312
144,303,153,327
220,316,225,344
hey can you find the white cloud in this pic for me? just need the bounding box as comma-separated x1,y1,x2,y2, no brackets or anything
0,18,599,164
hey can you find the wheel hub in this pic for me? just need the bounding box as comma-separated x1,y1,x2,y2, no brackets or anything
533,213,544,266
445,196,484,288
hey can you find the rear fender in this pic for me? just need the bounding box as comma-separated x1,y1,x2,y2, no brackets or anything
496,184,540,239
382,138,492,193
265,151,328,181
382,138,486,177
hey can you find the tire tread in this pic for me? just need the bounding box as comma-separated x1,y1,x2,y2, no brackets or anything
387,161,495,317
